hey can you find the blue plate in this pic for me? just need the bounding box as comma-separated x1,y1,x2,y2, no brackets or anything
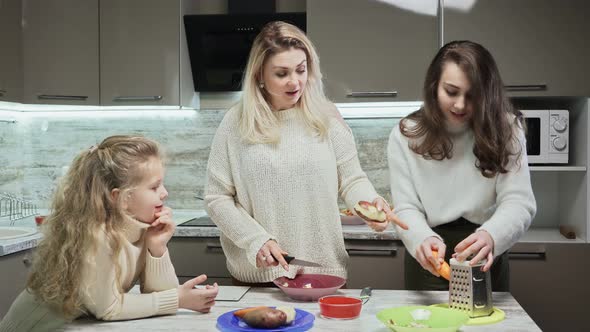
216,308,315,332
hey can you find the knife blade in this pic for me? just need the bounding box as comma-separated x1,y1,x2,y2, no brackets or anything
282,255,322,267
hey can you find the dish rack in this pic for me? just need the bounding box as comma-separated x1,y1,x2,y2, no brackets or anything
0,193,38,225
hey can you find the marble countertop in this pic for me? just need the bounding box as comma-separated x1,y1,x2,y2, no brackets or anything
0,210,397,256
59,287,540,331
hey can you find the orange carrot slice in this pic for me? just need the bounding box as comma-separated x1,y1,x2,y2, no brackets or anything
432,250,451,281
233,306,269,318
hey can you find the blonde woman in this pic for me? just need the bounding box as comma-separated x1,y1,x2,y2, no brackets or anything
0,136,218,332
205,21,408,286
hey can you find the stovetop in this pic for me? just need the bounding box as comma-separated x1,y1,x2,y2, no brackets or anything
178,216,216,227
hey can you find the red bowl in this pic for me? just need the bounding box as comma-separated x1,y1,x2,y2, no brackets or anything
319,295,363,319
273,274,346,302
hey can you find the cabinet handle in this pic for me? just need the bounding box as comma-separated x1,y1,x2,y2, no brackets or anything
0,89,6,96
508,251,546,260
347,248,397,257
346,91,398,98
206,242,224,252
504,84,547,92
23,257,32,267
0,119,17,123
38,94,88,101
113,96,163,102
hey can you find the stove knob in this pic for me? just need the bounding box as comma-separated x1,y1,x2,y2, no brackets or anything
553,118,568,132
552,136,567,151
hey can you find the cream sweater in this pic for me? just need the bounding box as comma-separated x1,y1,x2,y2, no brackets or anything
80,217,180,320
388,120,537,259
0,217,179,331
205,107,380,283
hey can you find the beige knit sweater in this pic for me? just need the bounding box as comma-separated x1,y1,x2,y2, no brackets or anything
0,217,179,331
205,107,380,283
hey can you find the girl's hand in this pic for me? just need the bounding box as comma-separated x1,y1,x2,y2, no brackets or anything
178,274,219,313
146,206,175,257
454,230,495,271
364,197,409,232
415,237,446,277
256,240,289,271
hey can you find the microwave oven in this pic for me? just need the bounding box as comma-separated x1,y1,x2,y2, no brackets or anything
522,110,569,164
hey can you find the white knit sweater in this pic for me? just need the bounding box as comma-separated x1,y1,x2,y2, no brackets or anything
388,120,537,259
205,107,380,282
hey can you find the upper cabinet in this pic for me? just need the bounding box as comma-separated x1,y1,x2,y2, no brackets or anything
22,0,100,105
307,0,438,102
444,0,590,97
20,0,180,106
0,0,23,103
100,0,180,106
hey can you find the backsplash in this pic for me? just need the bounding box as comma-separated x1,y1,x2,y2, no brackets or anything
0,108,401,211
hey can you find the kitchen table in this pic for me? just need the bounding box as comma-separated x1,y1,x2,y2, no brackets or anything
58,287,540,331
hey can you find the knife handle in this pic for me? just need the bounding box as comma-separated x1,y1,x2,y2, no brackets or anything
282,255,295,264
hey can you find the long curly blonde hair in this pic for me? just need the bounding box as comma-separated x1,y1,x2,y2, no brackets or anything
26,135,163,320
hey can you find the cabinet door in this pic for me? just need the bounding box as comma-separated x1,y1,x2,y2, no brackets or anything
444,0,590,97
22,0,99,105
0,0,23,103
168,238,231,285
100,0,180,106
307,0,438,102
345,240,405,289
509,243,590,331
0,250,32,318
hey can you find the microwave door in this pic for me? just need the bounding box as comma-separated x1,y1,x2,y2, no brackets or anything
524,111,549,164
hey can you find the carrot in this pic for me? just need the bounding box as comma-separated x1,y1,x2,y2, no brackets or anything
432,250,451,281
233,306,270,318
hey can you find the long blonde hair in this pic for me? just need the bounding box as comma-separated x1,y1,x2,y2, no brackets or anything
238,21,334,144
26,135,163,319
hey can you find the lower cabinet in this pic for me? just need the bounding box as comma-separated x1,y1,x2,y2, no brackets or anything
509,243,590,332
345,240,405,290
0,250,33,319
168,237,233,286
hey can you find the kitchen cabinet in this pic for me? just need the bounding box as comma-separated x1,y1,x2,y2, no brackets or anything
22,0,100,105
168,237,232,286
444,0,590,97
509,243,590,332
0,250,32,319
345,240,405,289
307,0,438,102
100,0,180,106
0,0,23,103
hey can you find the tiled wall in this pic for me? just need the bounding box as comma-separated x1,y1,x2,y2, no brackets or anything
0,108,400,211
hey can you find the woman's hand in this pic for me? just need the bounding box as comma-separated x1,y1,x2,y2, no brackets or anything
415,237,446,277
454,230,495,271
364,197,409,232
145,206,175,257
178,274,219,313
256,240,289,271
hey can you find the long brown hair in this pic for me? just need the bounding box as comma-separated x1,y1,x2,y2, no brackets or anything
26,135,163,319
400,40,523,177
239,21,333,144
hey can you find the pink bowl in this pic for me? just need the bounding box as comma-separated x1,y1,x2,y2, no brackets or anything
273,274,346,302
318,295,363,319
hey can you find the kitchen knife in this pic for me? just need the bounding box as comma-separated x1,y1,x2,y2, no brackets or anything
282,255,322,267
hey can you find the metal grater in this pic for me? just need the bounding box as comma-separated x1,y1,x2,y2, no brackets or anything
448,258,493,318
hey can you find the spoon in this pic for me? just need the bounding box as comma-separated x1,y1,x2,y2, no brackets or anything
360,286,372,304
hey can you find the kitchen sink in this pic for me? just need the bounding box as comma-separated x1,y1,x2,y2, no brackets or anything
0,227,37,240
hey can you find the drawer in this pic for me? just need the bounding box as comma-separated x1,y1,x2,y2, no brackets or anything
345,240,405,290
168,238,230,278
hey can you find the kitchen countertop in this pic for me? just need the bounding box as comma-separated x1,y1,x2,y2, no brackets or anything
58,287,540,331
0,210,397,256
